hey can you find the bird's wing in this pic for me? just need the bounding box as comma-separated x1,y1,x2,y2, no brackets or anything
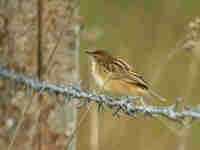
124,71,149,89
109,58,149,89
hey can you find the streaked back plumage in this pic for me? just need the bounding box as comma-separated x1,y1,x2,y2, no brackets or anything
86,50,149,90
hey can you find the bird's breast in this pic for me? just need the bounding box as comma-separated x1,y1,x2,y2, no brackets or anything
91,61,105,87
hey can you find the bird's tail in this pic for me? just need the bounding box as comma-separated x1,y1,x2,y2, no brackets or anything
148,89,166,102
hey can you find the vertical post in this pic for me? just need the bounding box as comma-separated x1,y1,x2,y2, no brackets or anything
38,0,80,150
0,0,80,150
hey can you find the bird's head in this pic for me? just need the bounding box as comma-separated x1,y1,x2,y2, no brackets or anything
85,50,113,64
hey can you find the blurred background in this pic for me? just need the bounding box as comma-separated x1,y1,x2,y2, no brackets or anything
78,0,200,150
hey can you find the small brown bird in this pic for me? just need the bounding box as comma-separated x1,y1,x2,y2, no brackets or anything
86,50,166,102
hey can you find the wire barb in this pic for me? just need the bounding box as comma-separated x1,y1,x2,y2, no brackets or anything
0,65,200,124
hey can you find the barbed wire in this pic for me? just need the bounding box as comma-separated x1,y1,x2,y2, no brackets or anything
0,65,200,125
